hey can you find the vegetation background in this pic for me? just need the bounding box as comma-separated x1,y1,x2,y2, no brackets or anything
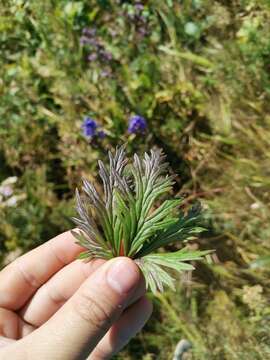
1,0,270,359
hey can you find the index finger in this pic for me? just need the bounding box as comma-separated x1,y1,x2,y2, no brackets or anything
0,230,83,310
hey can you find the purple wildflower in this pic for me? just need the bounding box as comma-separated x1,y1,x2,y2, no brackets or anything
138,27,149,36
100,69,111,78
87,53,98,62
100,50,113,62
82,117,98,138
82,27,96,36
97,130,106,139
82,117,106,140
135,3,144,11
80,36,98,46
122,2,150,38
80,36,90,45
128,115,147,134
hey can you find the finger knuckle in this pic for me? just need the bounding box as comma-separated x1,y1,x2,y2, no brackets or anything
74,290,113,331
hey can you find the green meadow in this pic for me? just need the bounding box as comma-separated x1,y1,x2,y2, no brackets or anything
1,1,270,358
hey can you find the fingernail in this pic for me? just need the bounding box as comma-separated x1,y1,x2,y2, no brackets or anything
107,258,139,294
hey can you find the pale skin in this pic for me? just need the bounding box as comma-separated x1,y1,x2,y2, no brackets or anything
0,230,152,359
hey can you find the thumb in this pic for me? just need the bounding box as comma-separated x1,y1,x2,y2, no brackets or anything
13,257,142,360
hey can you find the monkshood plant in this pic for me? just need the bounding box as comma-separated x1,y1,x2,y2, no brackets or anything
72,146,209,293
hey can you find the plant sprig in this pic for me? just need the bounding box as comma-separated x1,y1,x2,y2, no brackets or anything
72,146,209,293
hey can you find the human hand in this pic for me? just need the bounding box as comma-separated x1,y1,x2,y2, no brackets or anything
0,231,152,359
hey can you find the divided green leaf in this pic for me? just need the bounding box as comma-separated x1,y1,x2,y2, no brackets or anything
72,146,209,293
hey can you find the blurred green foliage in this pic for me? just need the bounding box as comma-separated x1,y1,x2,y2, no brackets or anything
1,0,270,359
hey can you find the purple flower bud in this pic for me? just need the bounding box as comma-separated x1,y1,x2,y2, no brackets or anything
82,27,96,36
89,38,99,46
97,130,106,139
106,52,113,61
80,36,91,45
138,27,148,36
99,50,113,61
80,36,99,46
100,69,110,78
82,117,106,140
135,4,144,11
87,53,98,62
82,117,98,137
128,115,147,134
